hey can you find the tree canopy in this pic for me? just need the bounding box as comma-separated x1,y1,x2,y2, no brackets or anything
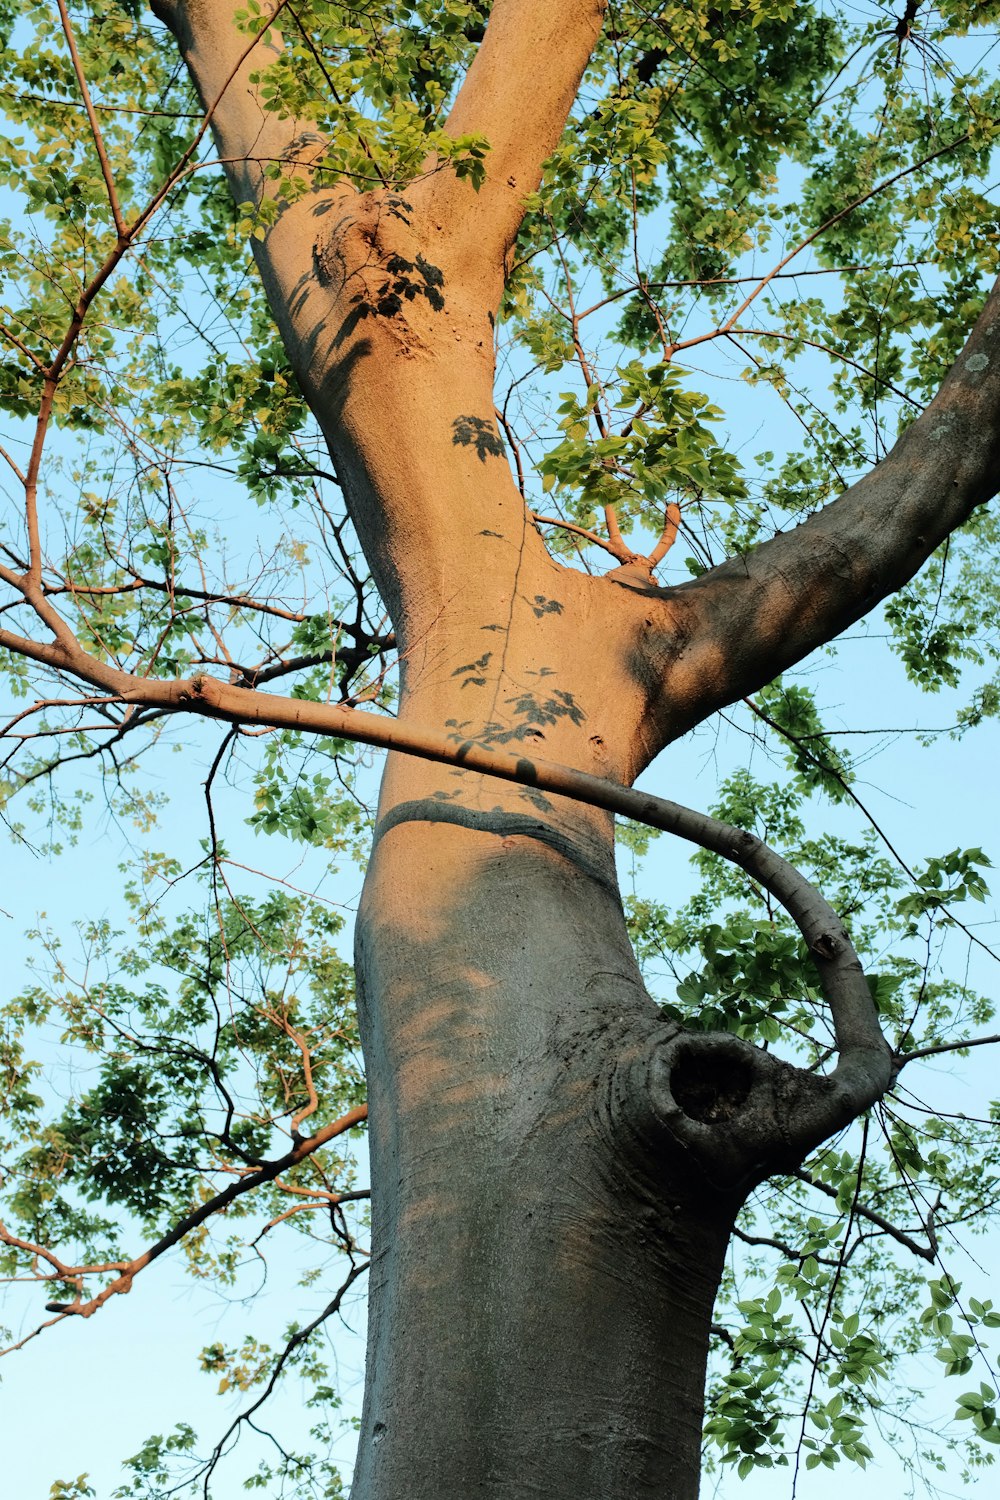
1,1,1000,1495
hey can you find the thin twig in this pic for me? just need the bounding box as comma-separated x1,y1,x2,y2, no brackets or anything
198,1259,370,1496
55,0,127,234
791,1166,936,1262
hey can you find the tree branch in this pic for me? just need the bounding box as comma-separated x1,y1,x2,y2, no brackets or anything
4,1103,368,1339
791,1168,937,1263
150,0,328,209
895,1031,1000,1066
0,620,889,1128
55,0,126,235
197,1259,370,1495
644,275,1000,738
428,0,607,279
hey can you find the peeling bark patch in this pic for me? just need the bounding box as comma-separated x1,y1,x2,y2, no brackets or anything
670,1047,753,1124
313,237,341,290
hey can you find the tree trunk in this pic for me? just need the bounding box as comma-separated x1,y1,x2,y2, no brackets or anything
337,337,728,1483
355,741,742,1499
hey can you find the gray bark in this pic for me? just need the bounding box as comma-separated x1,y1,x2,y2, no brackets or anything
635,281,1000,750
355,766,729,1499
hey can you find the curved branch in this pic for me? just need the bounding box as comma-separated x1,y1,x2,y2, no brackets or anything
0,623,890,1133
530,510,627,560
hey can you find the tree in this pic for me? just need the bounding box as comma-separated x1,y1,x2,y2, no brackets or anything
1,1,1000,1496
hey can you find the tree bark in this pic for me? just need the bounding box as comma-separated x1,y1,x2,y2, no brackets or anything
635,280,1000,752
355,766,738,1499
145,3,1000,1495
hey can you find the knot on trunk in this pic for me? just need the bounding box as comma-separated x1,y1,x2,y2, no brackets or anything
608,1025,834,1199
312,192,450,355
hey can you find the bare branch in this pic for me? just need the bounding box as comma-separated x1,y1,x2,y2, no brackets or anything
7,632,892,1102
198,1259,370,1494
55,0,126,235
0,574,889,1132
0,1220,128,1287
647,503,681,568
791,1167,938,1263
895,1031,1000,1066
530,512,627,560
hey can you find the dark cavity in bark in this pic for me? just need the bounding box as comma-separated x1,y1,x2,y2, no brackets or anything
670,1042,753,1124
